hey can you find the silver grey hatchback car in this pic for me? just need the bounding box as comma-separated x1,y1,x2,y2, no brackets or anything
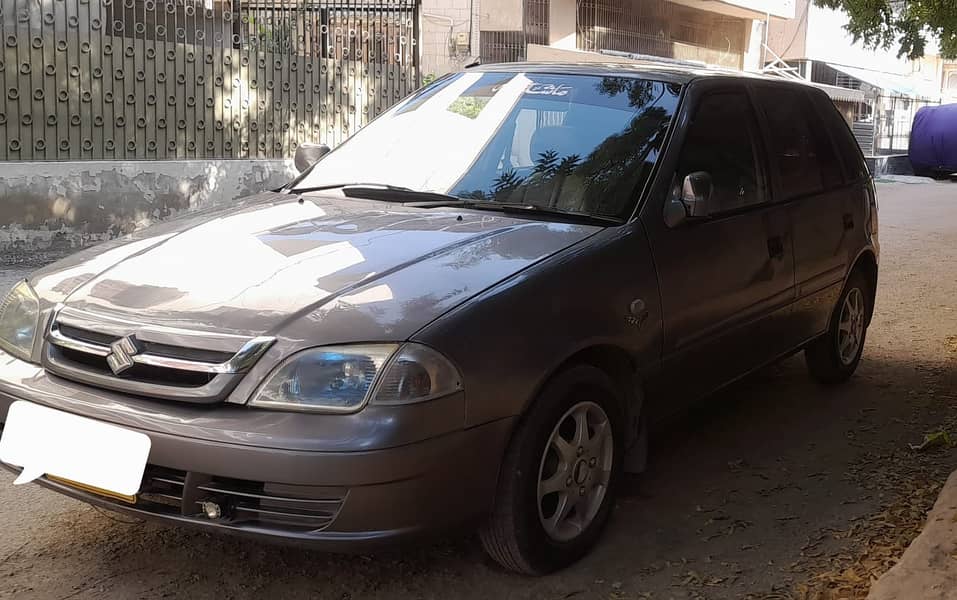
0,63,878,574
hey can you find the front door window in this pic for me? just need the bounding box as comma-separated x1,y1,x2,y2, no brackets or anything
674,90,765,214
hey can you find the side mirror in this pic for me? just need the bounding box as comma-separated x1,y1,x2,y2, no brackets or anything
663,171,714,228
294,143,331,172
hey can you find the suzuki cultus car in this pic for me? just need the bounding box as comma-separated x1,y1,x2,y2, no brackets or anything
0,63,878,574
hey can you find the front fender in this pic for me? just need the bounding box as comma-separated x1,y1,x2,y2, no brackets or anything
414,223,662,428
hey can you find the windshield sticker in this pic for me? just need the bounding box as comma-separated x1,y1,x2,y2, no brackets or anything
445,74,517,119
525,83,573,97
448,97,492,119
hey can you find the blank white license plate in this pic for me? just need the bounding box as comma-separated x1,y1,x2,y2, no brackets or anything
0,401,151,498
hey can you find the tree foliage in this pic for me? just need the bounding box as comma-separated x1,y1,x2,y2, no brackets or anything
813,0,957,60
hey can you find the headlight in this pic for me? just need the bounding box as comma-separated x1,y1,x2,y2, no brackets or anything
371,343,463,406
250,343,462,413
0,280,40,362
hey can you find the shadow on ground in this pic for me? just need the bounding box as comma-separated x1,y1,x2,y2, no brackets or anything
4,348,953,600
2,181,956,599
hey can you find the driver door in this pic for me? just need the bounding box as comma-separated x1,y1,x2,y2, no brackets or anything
642,83,797,418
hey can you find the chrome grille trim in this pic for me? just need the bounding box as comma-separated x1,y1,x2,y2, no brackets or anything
54,305,253,353
48,325,111,357
48,321,274,375
42,305,276,403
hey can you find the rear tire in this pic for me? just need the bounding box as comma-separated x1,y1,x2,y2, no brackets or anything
805,270,872,384
479,365,624,575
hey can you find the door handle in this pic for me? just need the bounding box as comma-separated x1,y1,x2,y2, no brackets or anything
843,213,854,230
767,235,785,260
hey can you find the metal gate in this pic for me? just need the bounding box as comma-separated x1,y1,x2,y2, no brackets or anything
0,0,418,161
871,94,939,154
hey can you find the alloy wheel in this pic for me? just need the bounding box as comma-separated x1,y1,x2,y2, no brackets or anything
837,287,865,366
537,401,614,542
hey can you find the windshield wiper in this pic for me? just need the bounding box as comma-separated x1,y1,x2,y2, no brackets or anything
291,183,461,204
407,200,622,225
291,185,619,224
291,182,415,194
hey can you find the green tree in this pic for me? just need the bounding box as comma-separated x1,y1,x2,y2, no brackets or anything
814,0,957,59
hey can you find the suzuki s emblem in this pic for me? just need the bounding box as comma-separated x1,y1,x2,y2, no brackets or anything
106,335,140,375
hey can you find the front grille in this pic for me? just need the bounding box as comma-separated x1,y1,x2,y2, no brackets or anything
58,324,236,364
42,307,275,403
57,347,216,388
58,324,116,346
14,463,346,533
138,466,190,511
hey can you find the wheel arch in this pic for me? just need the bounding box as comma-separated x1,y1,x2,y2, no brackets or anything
530,344,640,414
513,343,646,471
478,344,640,573
849,249,878,324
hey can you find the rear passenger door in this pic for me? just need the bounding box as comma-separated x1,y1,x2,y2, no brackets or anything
752,84,861,341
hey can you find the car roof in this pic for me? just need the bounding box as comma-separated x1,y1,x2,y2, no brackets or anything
471,61,819,90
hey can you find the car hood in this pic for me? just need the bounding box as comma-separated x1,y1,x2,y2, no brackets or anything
37,192,600,340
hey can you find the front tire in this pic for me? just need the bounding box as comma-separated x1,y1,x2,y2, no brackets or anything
805,271,872,384
479,365,624,575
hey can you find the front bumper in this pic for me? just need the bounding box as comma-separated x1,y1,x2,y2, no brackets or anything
0,353,514,551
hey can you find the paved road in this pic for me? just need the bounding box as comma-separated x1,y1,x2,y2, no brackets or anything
1,182,956,599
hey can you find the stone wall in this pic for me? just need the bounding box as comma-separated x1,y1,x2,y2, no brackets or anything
0,159,297,265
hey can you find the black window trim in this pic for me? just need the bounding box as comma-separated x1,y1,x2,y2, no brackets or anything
627,80,688,224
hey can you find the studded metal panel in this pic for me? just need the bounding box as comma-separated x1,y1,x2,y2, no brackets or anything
0,0,418,161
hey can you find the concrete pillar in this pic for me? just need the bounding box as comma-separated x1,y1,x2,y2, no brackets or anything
743,18,765,71
802,59,813,80
549,0,577,50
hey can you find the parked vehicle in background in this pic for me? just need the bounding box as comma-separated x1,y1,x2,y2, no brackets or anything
0,63,879,575
909,103,957,179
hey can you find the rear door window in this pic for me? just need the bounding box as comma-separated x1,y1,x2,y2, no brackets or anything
811,93,869,183
755,86,843,199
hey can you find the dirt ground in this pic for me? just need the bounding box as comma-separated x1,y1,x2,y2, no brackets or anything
1,181,955,600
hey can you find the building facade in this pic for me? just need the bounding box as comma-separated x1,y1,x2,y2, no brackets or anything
419,0,796,79
947,63,957,99
768,0,943,154
918,55,957,102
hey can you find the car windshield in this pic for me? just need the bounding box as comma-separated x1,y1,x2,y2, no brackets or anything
294,71,682,220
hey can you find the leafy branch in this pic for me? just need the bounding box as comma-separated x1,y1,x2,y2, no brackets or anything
813,0,957,59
